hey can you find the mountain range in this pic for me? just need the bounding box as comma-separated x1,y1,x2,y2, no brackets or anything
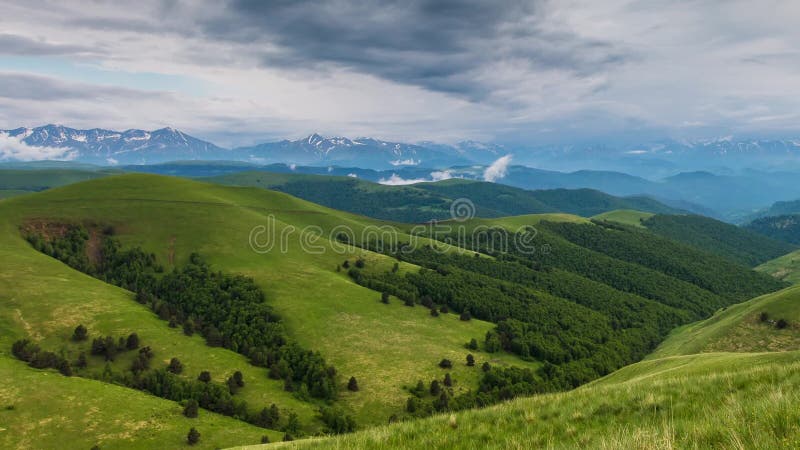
5,125,800,174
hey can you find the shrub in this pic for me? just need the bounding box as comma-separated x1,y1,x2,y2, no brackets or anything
430,308,439,317
355,258,366,268
466,354,475,366
776,318,789,329
125,333,139,350
198,371,211,383
444,373,453,387
482,362,492,372
459,311,471,321
187,427,200,445
72,324,88,341
347,376,359,392
261,436,270,444
381,292,390,304
430,380,441,395
467,338,479,351
439,359,453,369
404,297,415,307
167,357,183,374
183,399,199,418
759,312,769,322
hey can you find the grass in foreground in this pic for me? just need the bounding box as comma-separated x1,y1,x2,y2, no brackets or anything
231,351,800,449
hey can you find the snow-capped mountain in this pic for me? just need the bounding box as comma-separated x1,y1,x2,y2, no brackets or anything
235,134,471,169
1,124,227,164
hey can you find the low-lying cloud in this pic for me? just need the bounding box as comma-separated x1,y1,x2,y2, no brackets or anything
378,170,455,186
0,132,76,161
483,155,512,182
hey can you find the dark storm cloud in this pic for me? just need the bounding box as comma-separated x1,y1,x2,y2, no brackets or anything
0,34,98,56
0,73,165,101
196,0,631,100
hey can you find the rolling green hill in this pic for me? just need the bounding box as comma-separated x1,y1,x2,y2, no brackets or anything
0,174,789,448
650,285,800,358
0,174,539,448
204,171,683,222
595,212,795,267
757,249,800,284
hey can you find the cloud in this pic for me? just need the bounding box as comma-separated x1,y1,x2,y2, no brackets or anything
0,132,76,161
198,0,630,102
378,173,429,186
1,0,800,144
378,170,456,185
390,158,420,166
0,33,99,56
430,170,454,181
483,155,512,182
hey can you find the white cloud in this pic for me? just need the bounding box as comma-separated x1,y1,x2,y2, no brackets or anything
378,173,428,185
289,163,297,170
347,173,358,178
0,132,76,161
390,158,420,166
430,170,454,181
483,155,512,182
379,170,458,185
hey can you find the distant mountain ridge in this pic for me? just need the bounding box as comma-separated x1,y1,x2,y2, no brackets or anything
2,124,225,164
7,124,800,172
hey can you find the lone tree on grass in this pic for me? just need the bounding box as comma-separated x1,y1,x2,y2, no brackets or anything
381,292,390,304
72,324,88,341
466,354,475,366
125,333,139,350
167,357,183,374
183,399,199,418
233,370,245,388
347,376,359,392
439,358,453,369
467,338,478,350
444,373,453,387
187,427,200,445
198,371,211,383
430,379,441,396
777,318,789,329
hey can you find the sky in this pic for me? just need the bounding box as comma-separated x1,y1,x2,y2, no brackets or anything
1,0,799,147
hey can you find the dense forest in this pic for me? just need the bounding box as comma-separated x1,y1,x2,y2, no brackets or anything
640,214,795,266
745,214,800,245
342,219,785,413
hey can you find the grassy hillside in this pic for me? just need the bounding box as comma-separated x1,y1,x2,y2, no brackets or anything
0,358,273,450
233,351,800,449
757,249,800,284
650,285,800,358
204,171,682,222
0,168,117,192
592,209,654,227
0,189,31,200
2,173,790,448
0,174,538,448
